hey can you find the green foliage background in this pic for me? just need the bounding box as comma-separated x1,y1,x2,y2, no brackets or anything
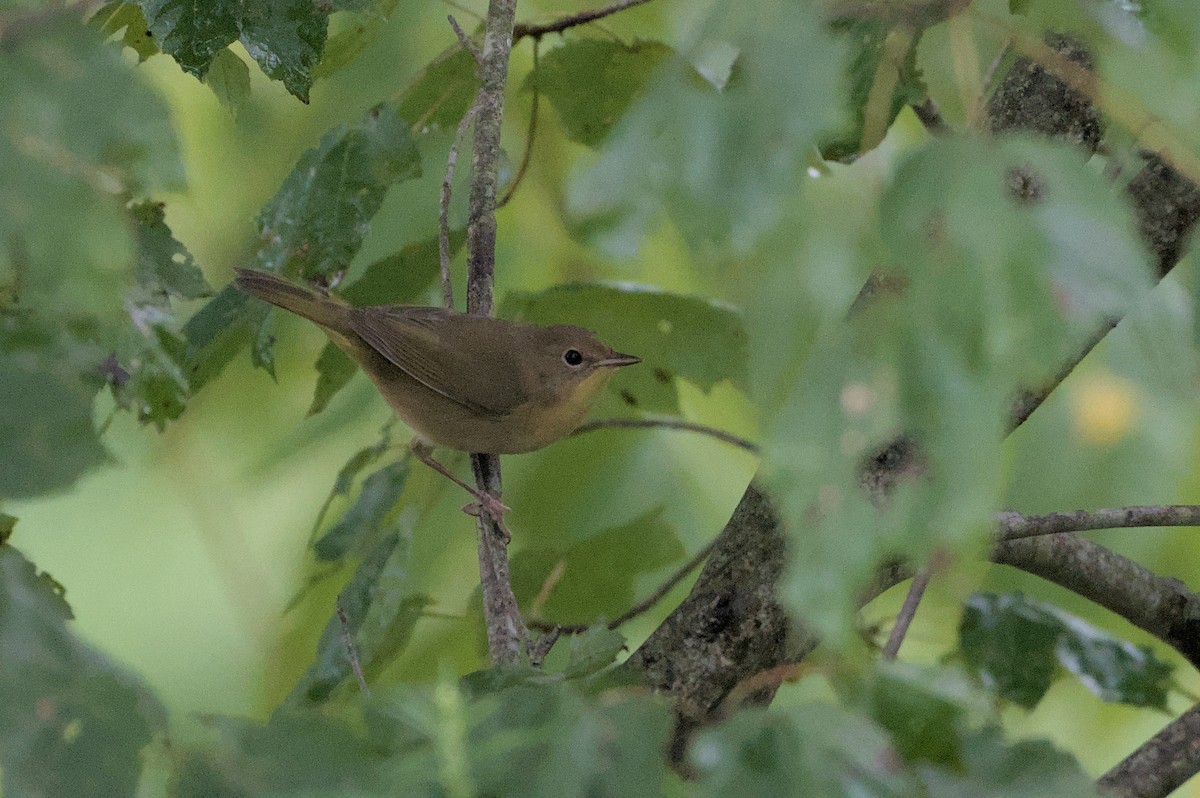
3,0,1200,794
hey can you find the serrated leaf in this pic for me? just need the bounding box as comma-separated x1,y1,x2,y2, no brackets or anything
313,459,409,561
0,546,166,797
256,103,421,282
534,39,673,148
564,625,626,678
136,0,327,101
130,200,212,300
181,284,268,392
958,592,1172,710
507,283,747,414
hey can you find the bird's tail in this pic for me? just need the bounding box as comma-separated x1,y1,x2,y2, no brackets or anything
233,269,350,332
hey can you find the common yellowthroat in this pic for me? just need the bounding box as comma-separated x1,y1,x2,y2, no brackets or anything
234,269,640,533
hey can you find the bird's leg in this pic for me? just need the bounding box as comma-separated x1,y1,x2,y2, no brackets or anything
409,439,511,541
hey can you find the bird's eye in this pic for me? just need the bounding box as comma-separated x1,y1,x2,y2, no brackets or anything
563,348,584,367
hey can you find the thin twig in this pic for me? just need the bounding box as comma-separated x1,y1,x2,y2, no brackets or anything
530,536,720,634
998,505,1200,540
571,417,759,454
881,567,931,660
498,37,540,208
513,0,654,41
448,14,483,66
910,97,951,135
439,105,477,310
336,602,370,695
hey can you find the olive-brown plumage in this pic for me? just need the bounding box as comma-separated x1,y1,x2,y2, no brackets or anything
233,268,640,455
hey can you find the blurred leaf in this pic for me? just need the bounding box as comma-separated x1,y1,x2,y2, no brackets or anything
513,508,684,625
755,137,1154,645
854,662,989,768
822,16,927,161
564,625,626,679
690,703,911,798
0,10,181,322
175,708,398,796
110,326,191,429
292,526,431,702
256,103,421,282
958,592,1172,710
398,47,478,134
0,513,15,543
314,459,409,561
0,546,165,797
0,352,108,499
203,47,251,113
534,39,673,148
568,2,846,256
135,0,327,101
508,283,747,415
470,682,672,798
314,0,402,79
920,727,1098,798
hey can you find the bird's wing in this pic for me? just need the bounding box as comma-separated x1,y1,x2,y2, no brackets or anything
348,306,528,416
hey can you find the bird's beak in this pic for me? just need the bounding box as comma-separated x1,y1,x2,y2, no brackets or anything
597,351,641,368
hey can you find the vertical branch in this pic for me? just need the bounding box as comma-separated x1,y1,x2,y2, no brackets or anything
463,0,527,665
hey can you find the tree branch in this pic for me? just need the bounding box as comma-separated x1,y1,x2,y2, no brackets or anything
464,0,527,665
513,0,654,41
1098,700,1200,798
571,417,759,453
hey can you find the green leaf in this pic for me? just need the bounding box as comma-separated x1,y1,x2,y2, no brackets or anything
507,283,747,414
855,662,989,768
958,592,1172,710
313,459,409,561
513,508,685,625
398,47,478,134
130,200,212,300
175,708,399,795
181,285,269,392
309,341,358,416
564,625,626,679
568,2,847,255
0,546,166,797
822,16,927,161
690,703,911,798
313,0,402,80
90,1,159,61
203,47,251,112
0,352,108,500
291,527,431,702
470,682,673,798
534,39,674,148
135,0,327,101
256,103,421,282
0,513,15,544
920,727,1098,798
